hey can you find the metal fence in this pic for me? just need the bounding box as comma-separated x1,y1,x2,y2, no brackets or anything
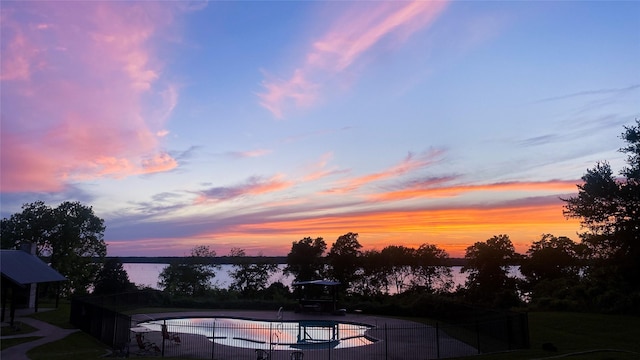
70,297,130,348
124,315,526,360
70,293,528,359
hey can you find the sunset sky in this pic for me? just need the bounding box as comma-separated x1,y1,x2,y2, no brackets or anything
1,1,638,257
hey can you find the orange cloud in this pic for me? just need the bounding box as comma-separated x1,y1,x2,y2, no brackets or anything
370,179,579,202
184,200,580,258
258,0,450,118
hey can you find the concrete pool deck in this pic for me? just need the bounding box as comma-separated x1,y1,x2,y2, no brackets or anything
131,309,478,360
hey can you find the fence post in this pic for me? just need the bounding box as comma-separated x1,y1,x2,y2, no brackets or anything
161,319,166,357
385,323,388,360
506,315,512,350
435,322,440,359
475,320,481,355
211,321,216,359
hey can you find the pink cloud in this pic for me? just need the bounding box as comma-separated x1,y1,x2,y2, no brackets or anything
0,2,182,192
195,175,294,204
258,69,319,119
327,149,445,193
258,1,449,118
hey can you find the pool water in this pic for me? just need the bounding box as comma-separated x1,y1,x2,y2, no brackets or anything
138,317,377,350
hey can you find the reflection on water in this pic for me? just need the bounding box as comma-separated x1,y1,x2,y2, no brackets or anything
138,318,375,350
124,263,523,293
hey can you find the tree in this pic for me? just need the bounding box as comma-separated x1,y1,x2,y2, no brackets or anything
520,234,586,310
378,245,416,294
351,249,388,297
93,258,136,295
563,119,640,312
411,243,453,293
227,247,278,298
520,234,584,284
1,201,106,296
158,245,219,297
326,232,362,294
284,237,326,282
462,234,520,307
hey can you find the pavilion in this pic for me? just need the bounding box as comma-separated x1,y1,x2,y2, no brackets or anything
0,248,66,326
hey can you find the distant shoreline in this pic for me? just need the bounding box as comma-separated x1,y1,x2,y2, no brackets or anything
99,256,470,266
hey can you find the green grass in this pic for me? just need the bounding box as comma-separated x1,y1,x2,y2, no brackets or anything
26,331,110,360
448,312,640,360
1,321,38,336
1,336,43,351
14,305,640,360
29,303,75,329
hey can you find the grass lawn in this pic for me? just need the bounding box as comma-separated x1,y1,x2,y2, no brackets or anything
11,306,640,360
448,312,640,360
29,303,75,329
1,336,43,351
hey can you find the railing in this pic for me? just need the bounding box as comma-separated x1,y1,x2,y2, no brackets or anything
125,315,526,359
70,293,528,359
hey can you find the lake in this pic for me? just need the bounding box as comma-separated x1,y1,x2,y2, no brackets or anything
123,263,522,292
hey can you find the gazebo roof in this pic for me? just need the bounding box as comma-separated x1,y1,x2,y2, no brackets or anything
292,280,340,287
0,250,66,286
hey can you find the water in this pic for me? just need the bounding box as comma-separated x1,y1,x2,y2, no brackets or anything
122,263,293,290
123,263,521,291
138,317,375,350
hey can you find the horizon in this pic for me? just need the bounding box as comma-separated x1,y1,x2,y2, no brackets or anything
1,1,638,258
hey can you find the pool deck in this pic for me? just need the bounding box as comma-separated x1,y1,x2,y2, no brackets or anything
131,309,478,360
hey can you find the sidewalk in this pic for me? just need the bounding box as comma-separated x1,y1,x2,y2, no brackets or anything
1,309,78,360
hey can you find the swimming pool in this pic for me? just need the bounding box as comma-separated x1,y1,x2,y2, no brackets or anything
138,317,377,350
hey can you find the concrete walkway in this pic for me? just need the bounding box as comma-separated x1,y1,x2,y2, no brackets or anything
1,309,78,360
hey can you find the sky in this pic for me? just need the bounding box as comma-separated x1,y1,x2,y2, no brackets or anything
1,1,638,258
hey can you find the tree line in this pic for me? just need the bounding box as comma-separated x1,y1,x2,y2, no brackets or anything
1,120,638,313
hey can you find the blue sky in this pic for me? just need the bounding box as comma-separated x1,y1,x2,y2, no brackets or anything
1,1,638,257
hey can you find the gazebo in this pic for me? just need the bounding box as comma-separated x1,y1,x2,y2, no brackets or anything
0,249,67,326
292,280,341,313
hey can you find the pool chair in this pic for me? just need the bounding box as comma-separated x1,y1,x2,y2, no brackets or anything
161,324,181,344
290,350,304,359
134,333,160,355
255,349,270,360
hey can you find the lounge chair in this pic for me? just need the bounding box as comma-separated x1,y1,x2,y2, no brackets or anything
256,348,270,360
161,324,181,344
135,333,160,354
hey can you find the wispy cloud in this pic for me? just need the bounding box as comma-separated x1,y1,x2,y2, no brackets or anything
327,149,445,193
0,2,186,192
225,149,273,159
257,1,449,118
369,179,578,202
195,175,293,203
105,192,579,257
535,84,640,103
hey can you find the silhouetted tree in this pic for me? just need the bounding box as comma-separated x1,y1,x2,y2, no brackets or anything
326,232,362,294
227,247,278,298
1,201,106,296
563,119,640,312
411,243,453,293
462,234,520,307
93,258,136,295
158,245,219,297
519,234,587,309
521,234,584,284
351,249,388,297
284,237,326,282
380,245,415,294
